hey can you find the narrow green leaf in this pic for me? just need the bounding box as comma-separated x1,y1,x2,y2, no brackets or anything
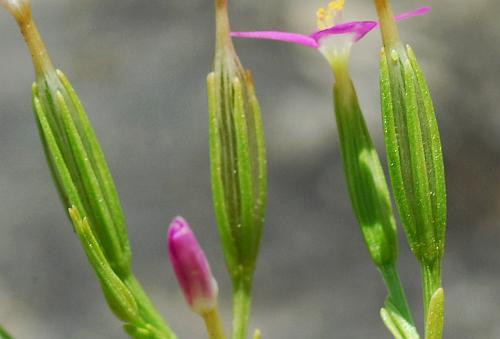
425,288,444,339
381,305,420,339
381,308,405,339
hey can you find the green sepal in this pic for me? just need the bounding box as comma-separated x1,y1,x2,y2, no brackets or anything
379,45,446,266
425,288,444,339
69,207,139,324
381,305,420,339
32,69,131,277
207,72,239,276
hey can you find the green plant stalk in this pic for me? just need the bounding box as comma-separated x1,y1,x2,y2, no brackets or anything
381,264,414,324
124,276,177,339
421,263,441,319
202,308,227,339
232,279,252,339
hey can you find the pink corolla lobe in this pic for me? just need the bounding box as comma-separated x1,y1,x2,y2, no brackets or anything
167,216,218,314
230,7,431,50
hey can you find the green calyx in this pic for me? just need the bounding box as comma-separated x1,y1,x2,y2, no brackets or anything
33,69,131,277
207,66,267,282
379,45,446,267
209,0,267,283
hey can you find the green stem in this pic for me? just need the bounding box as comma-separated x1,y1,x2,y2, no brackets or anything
0,325,13,339
202,308,227,339
421,262,441,320
232,279,252,339
124,275,177,339
380,264,414,326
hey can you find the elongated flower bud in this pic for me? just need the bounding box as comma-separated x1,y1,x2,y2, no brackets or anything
2,0,131,276
208,0,267,283
168,217,218,314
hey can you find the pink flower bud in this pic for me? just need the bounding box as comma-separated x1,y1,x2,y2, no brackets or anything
167,217,218,314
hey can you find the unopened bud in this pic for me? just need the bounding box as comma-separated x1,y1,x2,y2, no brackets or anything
168,217,218,314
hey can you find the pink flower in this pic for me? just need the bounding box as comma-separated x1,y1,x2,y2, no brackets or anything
231,2,430,64
167,217,218,314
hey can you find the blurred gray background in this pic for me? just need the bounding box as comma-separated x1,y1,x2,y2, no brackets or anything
0,0,499,338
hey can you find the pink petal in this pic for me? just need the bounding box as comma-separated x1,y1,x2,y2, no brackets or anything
310,21,378,43
231,31,319,48
395,6,432,22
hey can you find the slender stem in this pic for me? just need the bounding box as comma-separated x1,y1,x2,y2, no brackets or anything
215,0,232,53
13,3,54,76
421,262,441,320
232,279,252,339
380,264,414,326
373,0,401,48
202,308,227,339
124,275,177,339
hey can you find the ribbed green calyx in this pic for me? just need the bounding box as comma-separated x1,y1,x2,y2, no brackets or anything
380,45,446,268
33,69,131,277
8,1,131,275
208,0,267,284
375,0,446,330
332,57,397,268
5,2,177,337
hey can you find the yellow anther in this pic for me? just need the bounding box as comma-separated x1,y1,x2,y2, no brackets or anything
328,0,345,11
316,0,345,30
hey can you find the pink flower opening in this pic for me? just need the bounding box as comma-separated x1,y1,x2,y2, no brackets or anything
231,6,431,50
